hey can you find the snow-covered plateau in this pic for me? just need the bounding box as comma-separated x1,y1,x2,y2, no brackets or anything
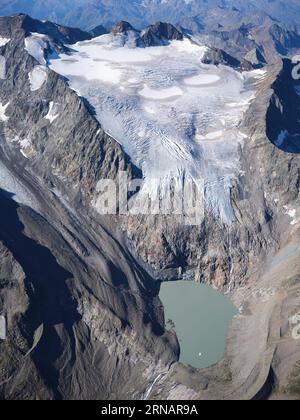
26,31,266,223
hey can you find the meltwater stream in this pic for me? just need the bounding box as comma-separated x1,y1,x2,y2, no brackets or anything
160,281,237,369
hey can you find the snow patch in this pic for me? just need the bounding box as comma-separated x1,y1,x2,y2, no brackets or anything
284,206,298,226
0,37,10,47
288,210,297,226
12,136,36,159
0,316,6,340
25,33,48,65
28,66,47,91
19,138,32,158
0,102,9,122
0,55,6,79
44,101,59,123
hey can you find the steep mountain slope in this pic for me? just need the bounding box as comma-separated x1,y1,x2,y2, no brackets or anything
0,14,177,399
0,13,300,400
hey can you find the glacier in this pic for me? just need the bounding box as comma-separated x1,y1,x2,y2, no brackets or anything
44,32,265,223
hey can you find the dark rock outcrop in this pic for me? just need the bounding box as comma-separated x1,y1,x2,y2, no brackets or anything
141,22,183,46
0,13,91,44
89,24,108,38
202,46,253,70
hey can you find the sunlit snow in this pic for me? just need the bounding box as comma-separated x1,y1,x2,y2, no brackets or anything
44,101,59,123
25,33,49,65
49,34,263,223
0,37,10,47
0,102,9,122
28,65,47,91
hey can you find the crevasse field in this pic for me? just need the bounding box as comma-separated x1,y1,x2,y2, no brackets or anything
26,31,266,223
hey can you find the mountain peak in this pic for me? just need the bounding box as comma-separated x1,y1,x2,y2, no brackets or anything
141,22,183,46
111,21,138,34
0,13,91,44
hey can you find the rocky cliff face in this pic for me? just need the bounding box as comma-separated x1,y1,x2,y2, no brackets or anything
141,22,183,46
0,14,300,400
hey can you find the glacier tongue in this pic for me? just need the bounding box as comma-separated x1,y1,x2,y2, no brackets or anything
48,34,263,223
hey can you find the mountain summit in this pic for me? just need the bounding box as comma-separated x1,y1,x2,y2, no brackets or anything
141,22,183,46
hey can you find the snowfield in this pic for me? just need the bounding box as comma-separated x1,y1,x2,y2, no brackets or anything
46,33,263,223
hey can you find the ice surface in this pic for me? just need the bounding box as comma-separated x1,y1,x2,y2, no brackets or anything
49,35,262,223
28,65,47,91
284,206,298,226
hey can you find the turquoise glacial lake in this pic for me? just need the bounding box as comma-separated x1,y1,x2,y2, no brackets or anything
160,281,238,369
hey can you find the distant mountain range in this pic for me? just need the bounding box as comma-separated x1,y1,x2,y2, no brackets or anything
1,0,300,31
